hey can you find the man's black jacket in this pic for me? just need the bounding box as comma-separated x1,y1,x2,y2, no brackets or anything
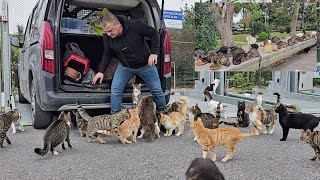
98,15,160,72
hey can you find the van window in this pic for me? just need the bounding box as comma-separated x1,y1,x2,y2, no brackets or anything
30,0,48,40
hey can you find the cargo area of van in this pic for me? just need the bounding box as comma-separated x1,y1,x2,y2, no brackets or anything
58,0,158,92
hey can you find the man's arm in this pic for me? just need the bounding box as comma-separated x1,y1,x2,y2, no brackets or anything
98,35,113,73
132,21,160,55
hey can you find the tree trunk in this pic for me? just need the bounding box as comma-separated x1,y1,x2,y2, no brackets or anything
290,1,300,35
210,3,235,46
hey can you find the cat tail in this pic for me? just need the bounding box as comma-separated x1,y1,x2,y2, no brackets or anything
34,143,50,156
240,124,259,138
219,121,224,124
77,105,92,121
143,124,156,141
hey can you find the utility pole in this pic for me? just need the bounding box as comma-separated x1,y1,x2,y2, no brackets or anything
1,0,10,111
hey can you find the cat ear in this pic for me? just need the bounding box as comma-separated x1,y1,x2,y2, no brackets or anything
132,83,135,87
196,103,198,106
58,111,65,120
306,129,311,133
138,83,141,89
66,112,71,118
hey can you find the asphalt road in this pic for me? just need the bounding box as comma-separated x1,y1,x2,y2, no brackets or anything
1,95,319,180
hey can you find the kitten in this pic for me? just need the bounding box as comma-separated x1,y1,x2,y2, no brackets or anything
5,99,24,134
273,92,320,141
189,103,223,141
244,104,263,135
137,96,160,141
132,83,142,105
224,101,250,128
190,116,258,162
185,158,225,180
300,129,320,161
255,91,264,109
159,112,186,136
263,44,278,53
0,109,21,148
97,107,141,143
34,111,72,155
77,103,131,144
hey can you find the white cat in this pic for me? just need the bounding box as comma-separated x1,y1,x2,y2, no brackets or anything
132,83,142,105
208,100,228,119
212,78,220,94
255,91,264,109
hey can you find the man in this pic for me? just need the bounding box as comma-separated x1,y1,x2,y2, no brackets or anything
92,11,167,114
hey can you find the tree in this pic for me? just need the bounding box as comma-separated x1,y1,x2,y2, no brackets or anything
209,2,236,46
290,1,300,34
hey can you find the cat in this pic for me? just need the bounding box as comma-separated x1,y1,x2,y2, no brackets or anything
212,78,220,95
189,103,223,142
273,92,320,141
190,116,259,162
246,34,257,45
244,45,260,61
263,44,278,53
206,93,228,119
137,96,160,141
194,49,206,60
0,109,21,148
260,109,277,134
287,35,299,46
263,39,271,46
96,107,141,143
132,83,142,105
216,52,230,67
34,111,72,155
159,111,186,136
5,99,24,134
277,41,288,49
185,158,225,180
76,102,131,144
231,46,246,65
271,37,280,44
203,89,213,102
167,96,189,119
244,104,263,135
300,129,320,161
224,101,250,128
255,91,264,109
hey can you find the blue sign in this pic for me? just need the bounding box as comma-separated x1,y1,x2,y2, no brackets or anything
163,10,183,30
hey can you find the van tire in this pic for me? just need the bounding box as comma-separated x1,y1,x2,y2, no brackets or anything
31,80,53,129
18,87,29,103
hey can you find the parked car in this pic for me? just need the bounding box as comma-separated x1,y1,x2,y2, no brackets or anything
11,0,172,129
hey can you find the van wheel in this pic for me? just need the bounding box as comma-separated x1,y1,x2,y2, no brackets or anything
18,87,29,103
31,80,53,129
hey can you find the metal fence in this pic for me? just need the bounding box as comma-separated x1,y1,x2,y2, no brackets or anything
171,40,197,89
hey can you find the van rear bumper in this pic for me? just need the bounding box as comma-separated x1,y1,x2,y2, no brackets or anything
40,90,171,111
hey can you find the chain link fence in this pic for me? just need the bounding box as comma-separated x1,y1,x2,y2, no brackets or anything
171,40,197,89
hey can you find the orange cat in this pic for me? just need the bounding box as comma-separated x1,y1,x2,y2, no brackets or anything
190,117,258,162
244,104,263,135
263,44,278,53
159,112,186,136
97,107,140,144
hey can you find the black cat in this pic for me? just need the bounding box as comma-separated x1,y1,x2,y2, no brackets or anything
273,93,320,141
224,101,250,128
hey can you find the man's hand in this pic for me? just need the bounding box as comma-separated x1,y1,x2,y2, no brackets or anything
148,54,158,66
92,72,104,85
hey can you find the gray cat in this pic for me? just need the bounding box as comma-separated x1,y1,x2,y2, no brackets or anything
34,111,72,156
132,83,142,105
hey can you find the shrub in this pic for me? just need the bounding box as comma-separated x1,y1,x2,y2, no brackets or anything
258,32,269,41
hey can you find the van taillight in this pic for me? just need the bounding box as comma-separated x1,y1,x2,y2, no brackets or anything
41,21,55,73
163,31,172,74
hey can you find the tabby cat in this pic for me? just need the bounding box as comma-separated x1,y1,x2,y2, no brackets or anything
0,109,21,148
77,103,131,144
287,36,299,46
97,107,141,143
244,46,260,61
216,52,230,67
34,111,72,155
224,101,250,128
277,41,288,49
271,37,280,44
300,129,320,161
189,103,223,141
132,83,142,105
6,98,24,134
190,116,258,162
